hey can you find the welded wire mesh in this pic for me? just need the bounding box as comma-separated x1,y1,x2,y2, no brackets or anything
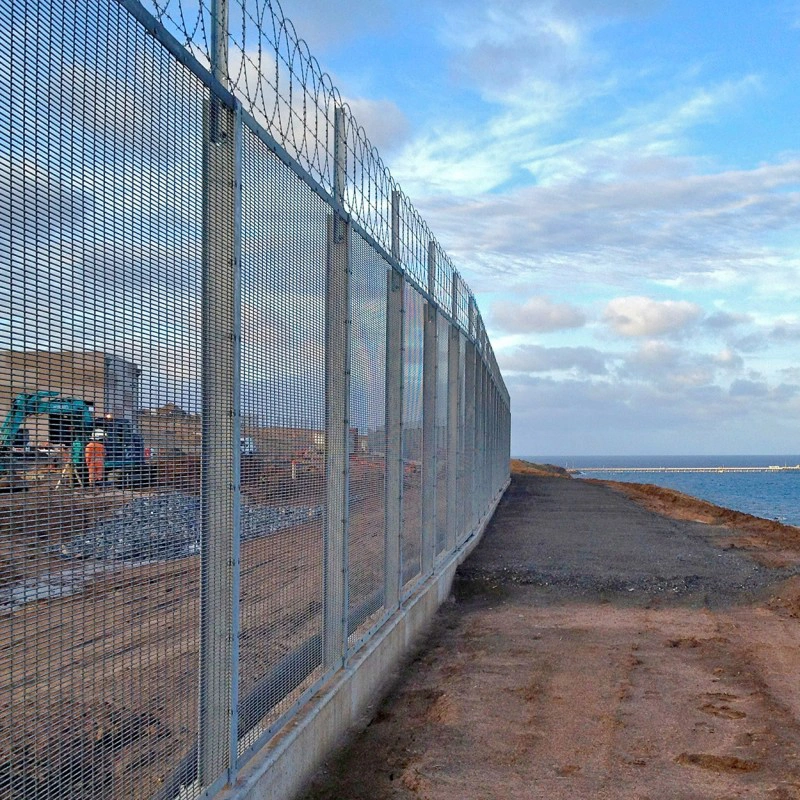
434,314,449,557
400,283,424,589
454,274,471,334
138,0,490,341
347,232,387,640
430,243,453,313
6,0,512,796
1,1,205,797
396,196,429,291
457,333,468,544
236,123,326,753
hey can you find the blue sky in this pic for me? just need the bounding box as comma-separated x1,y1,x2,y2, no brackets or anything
275,0,800,456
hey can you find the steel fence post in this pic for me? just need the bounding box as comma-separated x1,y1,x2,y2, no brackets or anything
458,331,467,542
490,369,495,494
323,107,350,669
228,108,243,771
384,190,403,611
486,382,490,502
199,0,242,784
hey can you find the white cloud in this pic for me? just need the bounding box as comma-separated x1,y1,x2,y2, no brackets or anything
499,344,607,374
705,311,753,330
618,339,747,391
712,348,744,371
604,296,702,337
344,97,411,154
490,296,586,333
269,0,394,51
729,379,769,397
421,159,800,285
506,369,800,455
770,321,800,341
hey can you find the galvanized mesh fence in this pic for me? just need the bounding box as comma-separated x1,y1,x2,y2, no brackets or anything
1,0,511,797
347,231,387,644
401,283,424,590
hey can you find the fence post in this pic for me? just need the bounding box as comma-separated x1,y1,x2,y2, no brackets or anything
421,241,438,574
324,106,350,669
199,0,242,785
384,190,403,611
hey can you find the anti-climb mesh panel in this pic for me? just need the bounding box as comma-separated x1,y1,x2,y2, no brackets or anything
1,1,204,797
347,232,387,641
400,282,424,589
236,123,327,754
435,314,449,556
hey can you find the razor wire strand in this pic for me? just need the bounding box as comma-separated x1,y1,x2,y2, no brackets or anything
137,0,505,356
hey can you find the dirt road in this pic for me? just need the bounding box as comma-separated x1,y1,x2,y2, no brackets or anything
301,471,800,799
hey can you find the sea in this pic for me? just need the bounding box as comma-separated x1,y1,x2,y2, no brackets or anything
523,455,800,527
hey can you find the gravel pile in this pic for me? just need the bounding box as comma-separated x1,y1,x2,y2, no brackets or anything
63,493,323,562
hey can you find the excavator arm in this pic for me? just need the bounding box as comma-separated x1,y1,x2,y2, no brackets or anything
0,391,94,448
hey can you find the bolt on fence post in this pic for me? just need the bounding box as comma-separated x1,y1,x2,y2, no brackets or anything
384,190,403,612
324,106,350,669
421,241,437,575
199,0,242,785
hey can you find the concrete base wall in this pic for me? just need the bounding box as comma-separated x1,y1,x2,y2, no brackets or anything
216,480,509,800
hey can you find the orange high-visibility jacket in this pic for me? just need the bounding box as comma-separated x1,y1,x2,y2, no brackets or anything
85,441,105,465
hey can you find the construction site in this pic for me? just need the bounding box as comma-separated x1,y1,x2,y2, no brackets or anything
0,349,426,798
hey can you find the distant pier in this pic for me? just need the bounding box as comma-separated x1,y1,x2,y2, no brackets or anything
572,465,800,474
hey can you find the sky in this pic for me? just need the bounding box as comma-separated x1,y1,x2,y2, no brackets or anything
274,0,800,457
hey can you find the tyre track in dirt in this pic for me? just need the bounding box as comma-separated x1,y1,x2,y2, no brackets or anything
301,471,800,800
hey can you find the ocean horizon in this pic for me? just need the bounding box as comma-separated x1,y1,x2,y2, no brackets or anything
518,455,800,527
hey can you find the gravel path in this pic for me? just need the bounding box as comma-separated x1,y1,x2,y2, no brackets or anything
460,475,797,606
301,473,800,800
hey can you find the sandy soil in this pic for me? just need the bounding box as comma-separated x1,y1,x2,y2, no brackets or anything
301,466,800,800
0,455,397,800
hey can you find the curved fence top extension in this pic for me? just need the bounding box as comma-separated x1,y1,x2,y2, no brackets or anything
138,0,508,401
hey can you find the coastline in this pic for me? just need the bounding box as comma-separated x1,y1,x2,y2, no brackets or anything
518,456,800,527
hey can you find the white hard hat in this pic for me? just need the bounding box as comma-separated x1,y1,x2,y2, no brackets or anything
91,429,106,440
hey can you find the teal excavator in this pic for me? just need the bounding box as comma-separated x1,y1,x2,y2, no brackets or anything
0,391,145,490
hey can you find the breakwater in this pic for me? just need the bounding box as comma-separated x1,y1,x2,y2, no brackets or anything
573,465,800,474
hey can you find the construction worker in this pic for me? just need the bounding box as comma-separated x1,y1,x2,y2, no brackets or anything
85,430,106,488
